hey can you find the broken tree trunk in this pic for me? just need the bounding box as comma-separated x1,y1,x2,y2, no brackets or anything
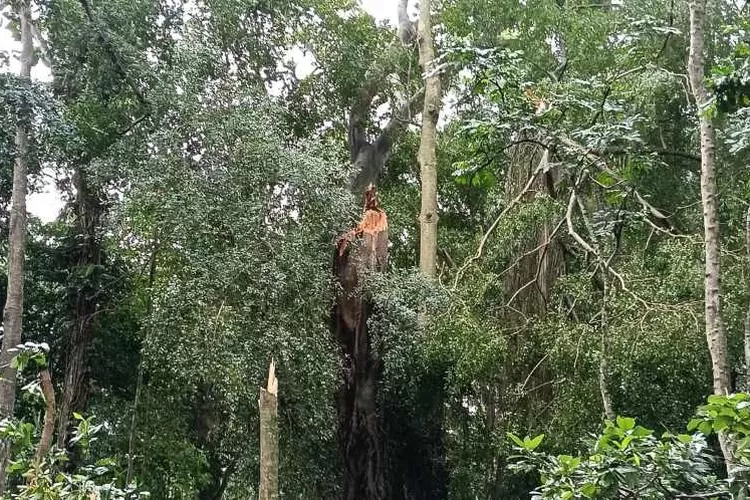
259,360,279,500
333,186,389,500
34,369,55,465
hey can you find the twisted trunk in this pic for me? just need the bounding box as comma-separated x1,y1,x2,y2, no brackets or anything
57,170,103,449
34,370,56,464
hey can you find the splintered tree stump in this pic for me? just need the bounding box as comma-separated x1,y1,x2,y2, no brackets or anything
259,360,278,500
332,185,389,500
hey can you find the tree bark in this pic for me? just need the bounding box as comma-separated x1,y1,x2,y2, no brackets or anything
504,135,562,317
687,0,733,468
34,369,56,465
598,279,615,421
333,187,389,500
397,0,415,44
57,169,103,450
417,0,440,278
0,0,33,490
347,1,420,195
259,360,278,500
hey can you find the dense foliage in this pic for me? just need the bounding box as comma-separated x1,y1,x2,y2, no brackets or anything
1,0,750,498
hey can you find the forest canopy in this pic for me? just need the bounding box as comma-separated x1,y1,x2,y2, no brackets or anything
1,0,750,498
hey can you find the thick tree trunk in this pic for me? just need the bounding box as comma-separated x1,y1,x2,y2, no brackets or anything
259,360,279,500
57,170,103,449
687,0,733,468
0,1,33,490
333,187,389,500
417,0,440,278
504,135,562,317
194,383,235,500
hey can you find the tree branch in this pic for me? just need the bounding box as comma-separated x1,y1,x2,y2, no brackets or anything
453,159,547,288
78,0,148,108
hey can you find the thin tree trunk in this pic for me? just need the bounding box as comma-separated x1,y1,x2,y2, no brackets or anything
417,0,440,278
259,360,279,500
0,1,33,491
598,278,615,421
126,240,158,486
687,0,733,468
34,369,56,465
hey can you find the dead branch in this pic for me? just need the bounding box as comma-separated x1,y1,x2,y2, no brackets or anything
453,161,547,288
566,190,649,310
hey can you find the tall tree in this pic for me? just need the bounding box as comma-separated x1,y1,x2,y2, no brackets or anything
687,0,733,468
333,186,389,500
417,0,441,277
0,0,34,488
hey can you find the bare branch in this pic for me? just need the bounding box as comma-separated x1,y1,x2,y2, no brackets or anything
453,160,547,288
566,190,649,310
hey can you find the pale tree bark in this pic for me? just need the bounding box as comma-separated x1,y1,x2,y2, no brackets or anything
0,0,34,491
348,0,420,195
417,0,441,277
397,0,415,44
34,369,55,465
25,369,55,486
598,279,615,421
259,360,278,500
687,0,733,469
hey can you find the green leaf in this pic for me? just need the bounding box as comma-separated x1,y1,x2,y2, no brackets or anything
677,434,693,443
619,435,634,450
714,415,732,432
525,434,545,451
617,416,635,431
507,432,525,448
687,419,702,431
581,483,597,497
698,421,713,435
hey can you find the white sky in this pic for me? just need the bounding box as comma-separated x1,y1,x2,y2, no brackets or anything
2,0,402,223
